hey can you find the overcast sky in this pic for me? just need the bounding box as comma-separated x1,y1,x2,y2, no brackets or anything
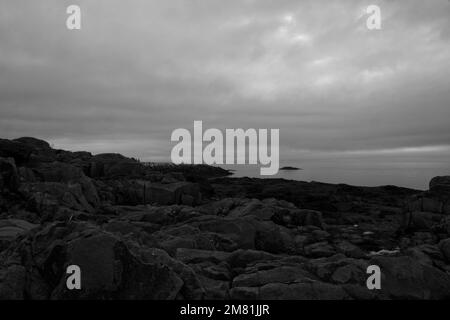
1,0,450,165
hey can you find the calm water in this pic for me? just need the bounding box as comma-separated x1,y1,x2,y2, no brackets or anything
223,160,450,191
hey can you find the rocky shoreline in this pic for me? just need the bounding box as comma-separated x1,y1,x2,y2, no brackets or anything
1,137,450,299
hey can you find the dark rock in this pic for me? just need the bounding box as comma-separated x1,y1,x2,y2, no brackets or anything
2,222,185,299
176,248,231,264
54,233,183,299
194,217,259,251
18,166,36,183
258,280,350,300
13,137,51,150
0,219,38,242
197,276,229,299
404,210,443,231
230,286,259,299
99,180,201,206
232,265,313,288
371,255,450,299
147,182,201,206
429,176,450,193
335,241,366,259
20,182,96,215
255,222,296,254
280,166,301,171
0,139,34,165
136,247,205,299
32,162,85,183
331,264,364,284
0,265,27,300
0,157,20,192
439,238,450,262
2,136,450,300
304,242,336,258
89,153,143,179
227,249,279,269
161,172,185,184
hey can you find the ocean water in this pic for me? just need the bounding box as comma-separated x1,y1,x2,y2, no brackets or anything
222,160,450,191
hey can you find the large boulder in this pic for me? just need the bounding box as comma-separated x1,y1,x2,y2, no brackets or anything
370,255,450,299
1,222,184,299
52,233,183,299
429,176,450,193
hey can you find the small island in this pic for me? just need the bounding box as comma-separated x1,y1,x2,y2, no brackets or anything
280,166,302,171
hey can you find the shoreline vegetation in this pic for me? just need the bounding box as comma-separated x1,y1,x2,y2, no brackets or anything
1,137,450,300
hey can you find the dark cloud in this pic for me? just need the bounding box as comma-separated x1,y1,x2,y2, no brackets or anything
0,0,449,162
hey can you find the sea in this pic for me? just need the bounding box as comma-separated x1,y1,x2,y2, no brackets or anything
222,160,450,191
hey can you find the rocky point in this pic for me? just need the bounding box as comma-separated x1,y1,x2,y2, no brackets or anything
0,137,449,299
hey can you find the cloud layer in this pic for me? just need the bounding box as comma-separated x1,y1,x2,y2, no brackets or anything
1,0,449,165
